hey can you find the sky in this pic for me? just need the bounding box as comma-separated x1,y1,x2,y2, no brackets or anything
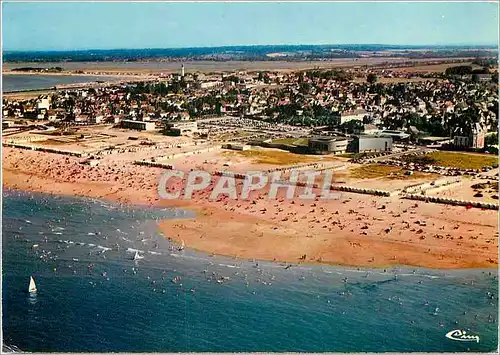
2,2,499,51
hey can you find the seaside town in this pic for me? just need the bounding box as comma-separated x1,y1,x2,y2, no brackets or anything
3,59,498,145
2,58,499,269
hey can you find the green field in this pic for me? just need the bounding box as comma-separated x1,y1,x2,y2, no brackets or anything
224,148,317,165
350,164,439,180
403,151,498,170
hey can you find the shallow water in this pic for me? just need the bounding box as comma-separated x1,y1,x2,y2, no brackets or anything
2,74,123,92
2,190,498,352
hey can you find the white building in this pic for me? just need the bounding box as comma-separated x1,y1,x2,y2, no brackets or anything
165,121,198,136
95,115,104,124
36,98,50,112
122,120,156,131
222,143,250,151
454,123,485,149
200,81,223,89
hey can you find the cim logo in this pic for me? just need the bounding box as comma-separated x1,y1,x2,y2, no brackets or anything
445,329,480,343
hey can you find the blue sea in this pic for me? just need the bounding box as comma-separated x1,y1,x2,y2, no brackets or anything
2,74,123,92
2,190,498,352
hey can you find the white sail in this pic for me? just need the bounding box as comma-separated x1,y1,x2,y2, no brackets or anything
29,276,37,293
134,251,143,260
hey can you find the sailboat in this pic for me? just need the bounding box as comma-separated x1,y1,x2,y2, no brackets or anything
28,276,37,293
133,251,144,261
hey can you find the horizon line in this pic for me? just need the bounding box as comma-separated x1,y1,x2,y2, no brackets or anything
3,43,499,53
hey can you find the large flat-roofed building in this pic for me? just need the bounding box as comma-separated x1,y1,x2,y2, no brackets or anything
222,143,250,151
122,120,156,131
165,121,198,136
348,136,393,153
308,136,349,154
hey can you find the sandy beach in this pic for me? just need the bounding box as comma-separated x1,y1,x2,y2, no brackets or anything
3,146,498,269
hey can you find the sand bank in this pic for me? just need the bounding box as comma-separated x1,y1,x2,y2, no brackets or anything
2,147,498,269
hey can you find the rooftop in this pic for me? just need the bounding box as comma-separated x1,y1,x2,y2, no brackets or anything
310,135,348,142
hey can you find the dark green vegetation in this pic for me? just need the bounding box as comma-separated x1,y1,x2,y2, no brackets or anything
4,45,497,62
383,105,497,138
366,73,378,84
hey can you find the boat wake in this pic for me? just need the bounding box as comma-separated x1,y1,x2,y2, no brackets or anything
218,264,240,269
126,248,144,253
2,343,24,353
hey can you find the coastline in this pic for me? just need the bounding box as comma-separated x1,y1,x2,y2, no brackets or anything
3,147,498,270
4,188,498,353
2,71,146,79
2,72,155,97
